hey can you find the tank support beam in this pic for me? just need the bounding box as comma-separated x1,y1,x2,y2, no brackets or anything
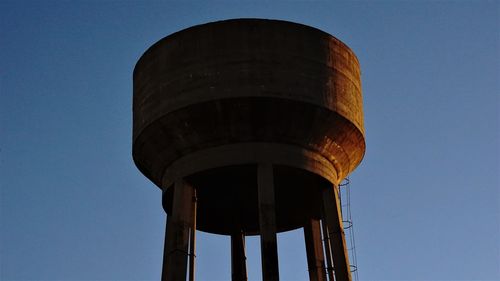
231,231,248,281
257,163,280,281
304,218,327,281
162,180,196,281
322,185,352,281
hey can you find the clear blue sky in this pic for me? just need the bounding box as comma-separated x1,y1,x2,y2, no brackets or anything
1,1,498,280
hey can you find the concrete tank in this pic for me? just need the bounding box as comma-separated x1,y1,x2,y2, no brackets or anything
133,19,365,281
133,19,365,235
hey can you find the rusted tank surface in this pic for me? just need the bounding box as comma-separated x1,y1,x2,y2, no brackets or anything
133,19,365,235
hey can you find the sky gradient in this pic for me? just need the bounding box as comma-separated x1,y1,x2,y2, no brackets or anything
1,1,499,280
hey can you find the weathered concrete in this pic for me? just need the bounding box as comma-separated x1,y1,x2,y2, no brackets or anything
304,218,327,281
133,18,365,235
133,19,364,281
162,180,195,281
323,185,352,281
258,163,279,281
231,231,248,281
321,218,336,281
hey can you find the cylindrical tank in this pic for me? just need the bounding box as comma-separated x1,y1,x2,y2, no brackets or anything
133,19,365,235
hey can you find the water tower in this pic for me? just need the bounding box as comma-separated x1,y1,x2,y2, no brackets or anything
132,19,365,281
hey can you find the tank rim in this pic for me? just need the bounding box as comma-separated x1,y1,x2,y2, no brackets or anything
132,18,360,79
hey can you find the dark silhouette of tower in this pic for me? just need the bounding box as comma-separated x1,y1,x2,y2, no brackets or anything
132,19,365,281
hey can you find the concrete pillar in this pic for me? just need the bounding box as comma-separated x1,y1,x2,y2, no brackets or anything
188,189,197,281
257,163,280,281
162,179,196,281
304,218,327,281
322,185,352,281
321,219,335,281
231,231,248,281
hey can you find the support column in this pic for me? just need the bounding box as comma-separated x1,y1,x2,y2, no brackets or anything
231,231,248,281
304,218,327,281
188,189,197,281
257,163,280,281
321,219,335,281
162,179,195,281
322,184,352,281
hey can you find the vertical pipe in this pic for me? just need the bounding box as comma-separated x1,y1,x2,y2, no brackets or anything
162,180,195,281
231,230,248,281
257,163,280,281
304,218,327,281
322,184,352,281
189,188,197,281
321,219,335,281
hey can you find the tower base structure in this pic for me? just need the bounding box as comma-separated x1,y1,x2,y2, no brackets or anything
159,143,353,281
